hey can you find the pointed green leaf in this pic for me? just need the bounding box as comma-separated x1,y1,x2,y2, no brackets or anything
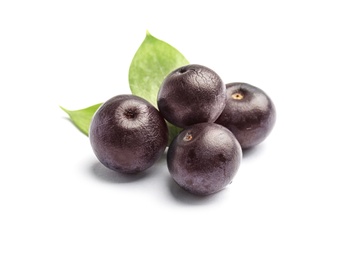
129,31,189,107
129,31,189,143
60,103,102,136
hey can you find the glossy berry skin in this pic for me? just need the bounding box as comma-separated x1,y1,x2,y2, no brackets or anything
167,123,242,196
157,64,226,128
89,95,168,174
215,82,276,149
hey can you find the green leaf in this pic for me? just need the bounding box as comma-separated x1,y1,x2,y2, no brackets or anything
60,103,102,136
129,31,189,106
129,31,189,143
166,121,182,143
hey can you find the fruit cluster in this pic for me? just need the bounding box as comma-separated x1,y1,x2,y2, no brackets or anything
89,64,276,196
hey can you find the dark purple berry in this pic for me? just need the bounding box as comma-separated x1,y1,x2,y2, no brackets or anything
215,82,276,149
89,94,168,174
167,122,242,196
157,64,226,128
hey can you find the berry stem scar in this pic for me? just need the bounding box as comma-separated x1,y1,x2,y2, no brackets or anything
231,92,244,100
183,133,193,141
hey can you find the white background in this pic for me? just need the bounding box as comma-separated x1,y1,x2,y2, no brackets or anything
1,0,347,259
